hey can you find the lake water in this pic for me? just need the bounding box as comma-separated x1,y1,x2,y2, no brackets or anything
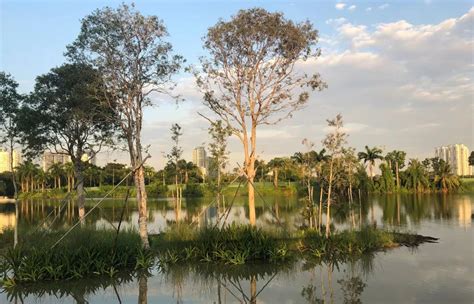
0,193,473,303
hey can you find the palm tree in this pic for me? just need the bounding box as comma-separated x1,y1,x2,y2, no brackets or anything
405,159,429,192
385,150,406,189
16,161,38,192
434,161,460,192
267,157,286,188
358,146,383,180
63,162,75,192
49,163,64,189
35,168,47,192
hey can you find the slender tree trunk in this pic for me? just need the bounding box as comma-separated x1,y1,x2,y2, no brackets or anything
250,275,257,304
248,174,256,226
325,158,334,238
9,144,18,199
138,275,148,304
74,158,86,221
273,169,279,188
395,161,400,190
319,186,323,233
129,132,150,249
242,119,257,226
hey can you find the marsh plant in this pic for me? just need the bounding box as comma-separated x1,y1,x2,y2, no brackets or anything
0,228,154,286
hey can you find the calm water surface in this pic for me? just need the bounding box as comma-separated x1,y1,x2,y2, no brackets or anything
0,193,473,303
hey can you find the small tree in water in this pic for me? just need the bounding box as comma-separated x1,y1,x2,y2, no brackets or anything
66,3,184,248
322,114,347,237
208,120,231,191
196,8,326,226
167,123,183,221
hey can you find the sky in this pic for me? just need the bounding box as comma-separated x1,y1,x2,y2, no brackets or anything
1,0,473,169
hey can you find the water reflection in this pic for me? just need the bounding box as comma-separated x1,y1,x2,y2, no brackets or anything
1,194,472,303
0,194,473,240
2,255,378,304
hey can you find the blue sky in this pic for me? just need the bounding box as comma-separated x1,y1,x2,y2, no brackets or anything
1,0,473,168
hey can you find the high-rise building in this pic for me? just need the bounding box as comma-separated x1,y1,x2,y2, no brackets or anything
435,144,472,176
192,146,208,176
0,150,21,172
42,152,71,171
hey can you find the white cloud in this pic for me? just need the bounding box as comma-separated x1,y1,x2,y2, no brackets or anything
366,7,372,12
325,17,347,25
378,3,389,10
348,5,356,11
335,3,346,10
130,7,474,168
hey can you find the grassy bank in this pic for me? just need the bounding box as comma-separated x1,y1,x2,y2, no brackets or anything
460,178,474,193
17,181,297,200
0,225,437,287
152,225,437,266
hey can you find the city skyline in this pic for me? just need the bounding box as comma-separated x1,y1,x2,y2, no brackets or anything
1,1,472,169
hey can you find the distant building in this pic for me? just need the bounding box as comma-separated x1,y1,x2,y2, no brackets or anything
435,144,472,176
42,152,71,171
192,146,208,176
0,150,21,173
42,151,97,171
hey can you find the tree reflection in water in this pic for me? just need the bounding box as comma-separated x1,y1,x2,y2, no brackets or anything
2,253,376,303
2,270,141,304
301,255,373,304
162,262,293,304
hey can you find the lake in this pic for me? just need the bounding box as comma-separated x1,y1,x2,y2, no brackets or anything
0,193,473,303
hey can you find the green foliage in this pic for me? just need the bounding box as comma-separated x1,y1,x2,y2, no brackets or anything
182,183,204,197
0,228,151,284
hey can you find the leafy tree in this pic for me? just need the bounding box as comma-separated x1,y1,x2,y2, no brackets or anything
404,159,429,192
196,8,326,226
267,157,286,189
23,63,114,220
379,163,395,193
167,123,183,186
432,159,460,192
469,151,474,167
0,72,22,199
385,150,406,189
167,123,183,221
322,114,347,237
208,120,231,190
358,146,383,180
66,3,184,248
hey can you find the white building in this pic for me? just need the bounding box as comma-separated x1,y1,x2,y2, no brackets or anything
435,144,472,176
0,150,21,172
192,146,208,176
42,152,71,171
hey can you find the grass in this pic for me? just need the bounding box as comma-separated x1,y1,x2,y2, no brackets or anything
151,224,436,267
0,225,437,287
17,181,298,200
0,228,153,287
460,177,474,193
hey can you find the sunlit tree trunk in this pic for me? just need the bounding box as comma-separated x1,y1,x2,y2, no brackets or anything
250,275,257,304
325,158,334,238
74,158,86,221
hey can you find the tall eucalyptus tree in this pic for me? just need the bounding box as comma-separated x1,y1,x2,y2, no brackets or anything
196,8,326,225
66,4,184,247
